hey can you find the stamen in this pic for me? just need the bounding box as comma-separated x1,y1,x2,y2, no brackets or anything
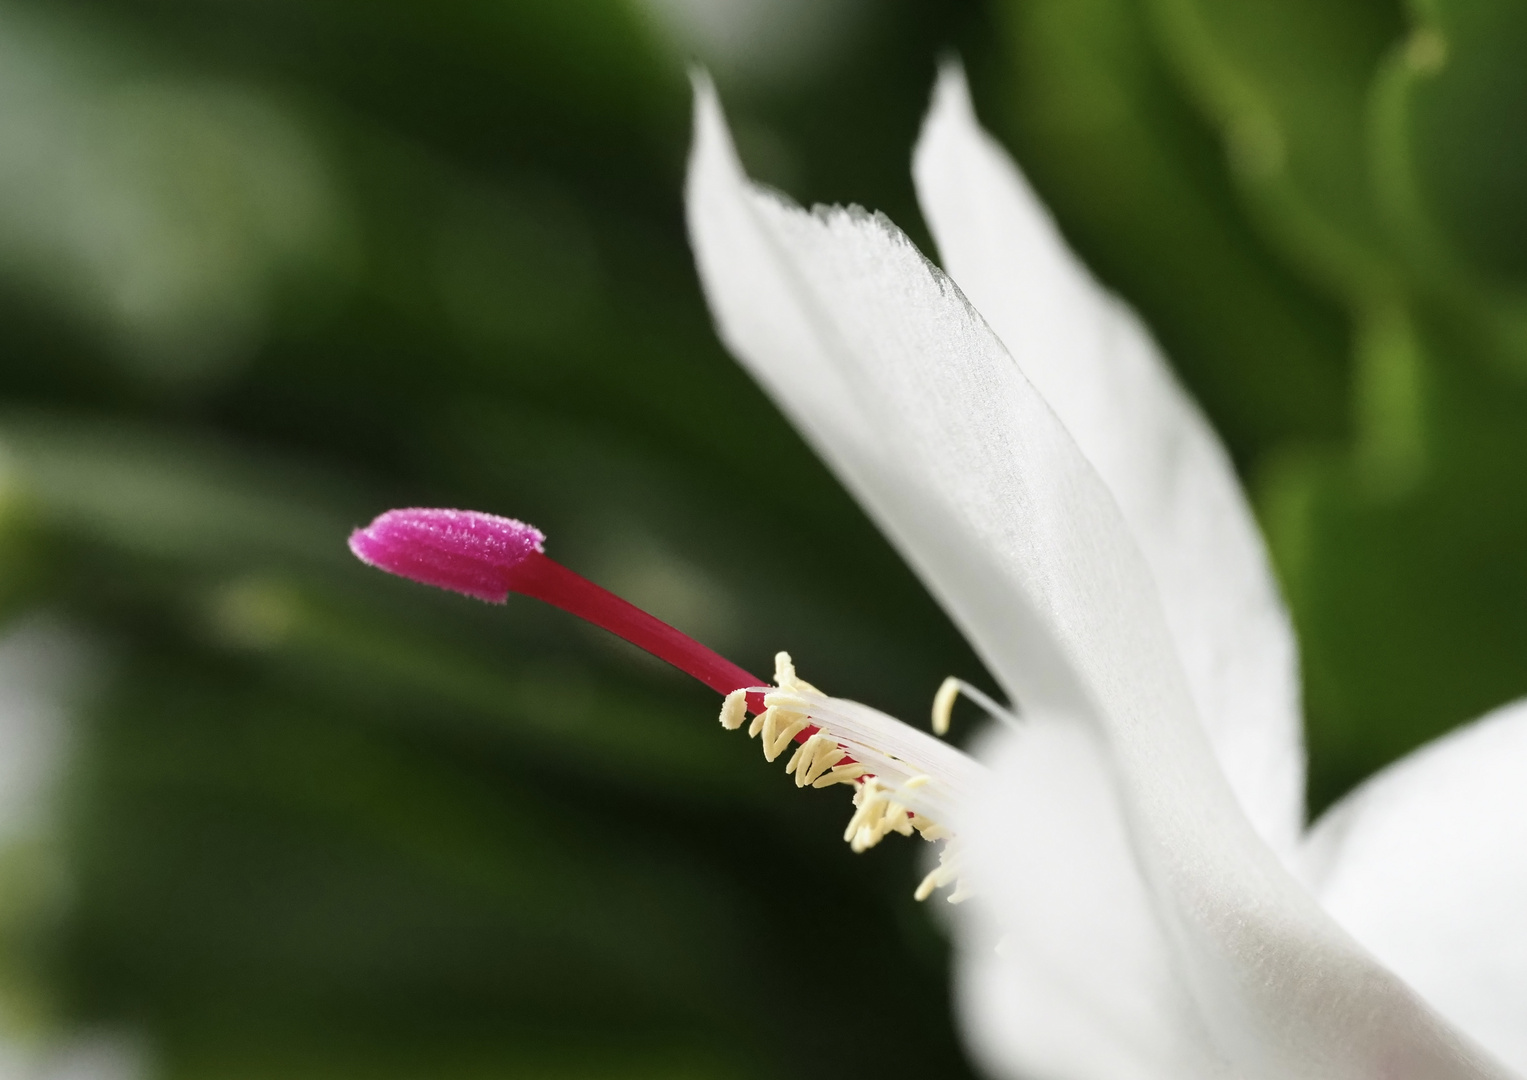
914,842,968,903
764,713,810,762
932,677,960,736
813,763,867,788
931,676,1019,735
786,732,847,788
783,732,818,779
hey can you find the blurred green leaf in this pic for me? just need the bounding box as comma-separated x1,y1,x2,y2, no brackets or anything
1263,312,1527,810
992,0,1351,469
1149,0,1404,301
1368,0,1527,371
1379,0,1527,288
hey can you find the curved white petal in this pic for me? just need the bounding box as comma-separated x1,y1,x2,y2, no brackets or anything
957,716,1229,1080
1305,700,1527,1074
686,75,1503,1078
913,66,1304,859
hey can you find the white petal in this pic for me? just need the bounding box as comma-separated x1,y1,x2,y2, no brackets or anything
913,65,1304,859
1305,700,1527,1074
686,75,1502,1078
958,716,1229,1080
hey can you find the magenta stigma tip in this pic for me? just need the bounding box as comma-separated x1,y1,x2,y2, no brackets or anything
348,508,546,602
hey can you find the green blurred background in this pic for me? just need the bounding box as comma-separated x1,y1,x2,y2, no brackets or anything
0,0,1521,1076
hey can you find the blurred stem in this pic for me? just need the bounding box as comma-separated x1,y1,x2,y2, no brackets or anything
1352,301,1426,498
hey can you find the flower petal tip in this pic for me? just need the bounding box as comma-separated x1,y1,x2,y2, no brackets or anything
686,65,715,98
348,507,545,603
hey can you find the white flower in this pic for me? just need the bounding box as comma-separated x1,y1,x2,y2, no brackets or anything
686,65,1527,1080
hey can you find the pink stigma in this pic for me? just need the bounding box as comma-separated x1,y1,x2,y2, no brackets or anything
349,508,546,603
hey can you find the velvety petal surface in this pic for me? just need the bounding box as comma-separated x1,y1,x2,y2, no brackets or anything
913,67,1304,860
1305,700,1527,1075
686,74,1503,1079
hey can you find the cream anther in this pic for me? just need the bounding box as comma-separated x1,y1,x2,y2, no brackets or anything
932,677,960,736
915,843,968,903
930,676,1019,736
719,689,748,730
813,762,867,787
786,733,847,788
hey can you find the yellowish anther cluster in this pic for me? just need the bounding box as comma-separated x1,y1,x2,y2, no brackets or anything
715,652,864,786
843,777,913,852
842,775,951,855
715,652,969,903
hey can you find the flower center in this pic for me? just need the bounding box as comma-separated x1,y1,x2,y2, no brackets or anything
349,507,988,902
